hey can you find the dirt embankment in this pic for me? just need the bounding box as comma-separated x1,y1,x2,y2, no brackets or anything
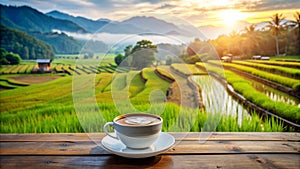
10,75,61,84
156,66,205,109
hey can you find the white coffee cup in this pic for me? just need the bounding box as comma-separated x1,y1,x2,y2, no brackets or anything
103,113,163,149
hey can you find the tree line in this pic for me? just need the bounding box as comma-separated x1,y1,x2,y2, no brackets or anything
183,12,300,63
0,26,54,60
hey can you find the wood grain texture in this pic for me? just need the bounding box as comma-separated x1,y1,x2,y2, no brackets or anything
1,132,299,141
1,140,299,155
1,154,299,169
1,132,299,168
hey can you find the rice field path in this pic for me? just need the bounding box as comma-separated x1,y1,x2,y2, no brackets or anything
158,66,200,108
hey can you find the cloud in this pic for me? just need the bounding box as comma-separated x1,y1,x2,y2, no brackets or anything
156,3,174,9
0,0,299,30
243,0,300,12
62,31,193,45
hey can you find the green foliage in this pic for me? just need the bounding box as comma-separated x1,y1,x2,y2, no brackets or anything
0,26,54,59
28,32,82,54
130,68,170,106
115,40,157,69
210,60,300,90
270,56,300,61
248,60,300,69
156,67,175,81
0,48,22,65
5,53,21,65
127,71,145,98
171,63,207,75
210,16,300,57
0,101,285,133
233,60,300,78
114,54,125,66
182,38,215,63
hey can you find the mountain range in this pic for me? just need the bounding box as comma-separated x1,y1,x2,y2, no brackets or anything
0,4,266,56
46,10,109,33
46,10,197,36
1,4,202,36
0,5,87,33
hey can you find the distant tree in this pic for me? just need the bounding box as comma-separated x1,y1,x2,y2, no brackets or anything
0,49,22,65
291,12,300,55
187,38,201,56
87,52,93,59
31,47,36,59
0,48,7,57
83,54,89,59
130,40,157,69
0,48,9,65
114,45,130,66
228,31,241,55
166,56,172,65
241,24,260,57
124,45,132,57
267,13,286,55
6,53,21,65
114,54,124,66
114,40,157,69
23,46,29,59
183,38,212,63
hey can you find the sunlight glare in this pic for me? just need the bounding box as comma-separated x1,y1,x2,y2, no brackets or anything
219,10,249,27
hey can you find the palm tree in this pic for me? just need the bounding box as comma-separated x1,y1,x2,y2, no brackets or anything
293,12,300,31
292,12,300,54
267,13,285,56
243,24,259,56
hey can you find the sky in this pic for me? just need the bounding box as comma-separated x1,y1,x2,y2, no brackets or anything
1,0,299,26
1,0,299,39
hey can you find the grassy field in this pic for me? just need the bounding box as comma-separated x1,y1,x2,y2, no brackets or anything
171,63,208,75
208,60,300,90
232,60,300,79
247,60,300,68
270,56,300,61
0,58,128,75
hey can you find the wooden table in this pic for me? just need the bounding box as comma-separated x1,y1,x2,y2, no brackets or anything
1,132,299,168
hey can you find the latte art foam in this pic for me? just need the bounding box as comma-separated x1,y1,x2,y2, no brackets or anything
116,115,161,126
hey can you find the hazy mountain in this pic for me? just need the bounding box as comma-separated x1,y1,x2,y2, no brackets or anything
97,18,111,22
28,31,82,54
0,5,87,33
120,16,195,36
122,16,178,34
45,11,197,37
198,21,251,39
46,10,109,33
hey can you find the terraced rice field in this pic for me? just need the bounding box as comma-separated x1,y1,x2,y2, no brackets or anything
196,60,300,126
1,63,286,133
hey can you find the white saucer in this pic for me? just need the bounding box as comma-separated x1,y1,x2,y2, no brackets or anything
101,132,175,158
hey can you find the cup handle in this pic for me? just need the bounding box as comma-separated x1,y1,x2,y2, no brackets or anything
103,122,119,140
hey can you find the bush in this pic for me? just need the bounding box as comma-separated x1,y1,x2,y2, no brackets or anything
0,48,22,65
5,53,21,65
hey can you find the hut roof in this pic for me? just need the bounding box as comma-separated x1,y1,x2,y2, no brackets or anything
36,59,51,63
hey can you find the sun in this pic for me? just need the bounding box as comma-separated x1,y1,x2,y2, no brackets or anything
219,10,249,27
